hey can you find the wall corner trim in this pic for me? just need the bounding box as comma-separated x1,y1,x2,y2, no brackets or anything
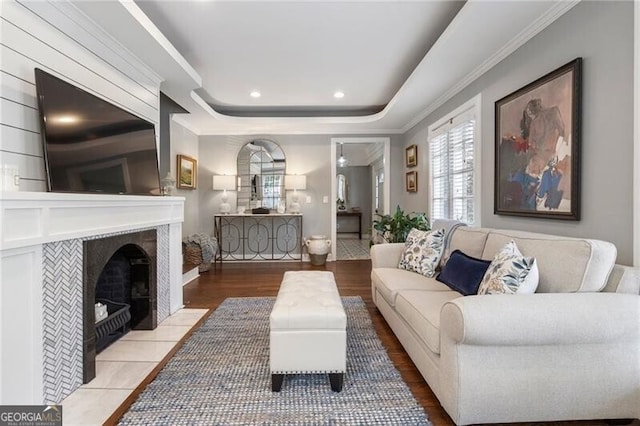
634,0,640,267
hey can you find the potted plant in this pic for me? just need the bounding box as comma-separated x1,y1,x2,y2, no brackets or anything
372,205,430,244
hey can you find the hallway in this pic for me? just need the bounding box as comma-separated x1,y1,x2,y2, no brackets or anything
336,235,370,260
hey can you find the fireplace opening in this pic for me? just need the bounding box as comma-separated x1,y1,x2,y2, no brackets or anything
94,245,153,353
83,230,157,383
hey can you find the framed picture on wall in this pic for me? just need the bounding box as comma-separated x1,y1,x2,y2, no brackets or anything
494,58,582,220
406,171,417,192
177,155,197,190
406,144,417,167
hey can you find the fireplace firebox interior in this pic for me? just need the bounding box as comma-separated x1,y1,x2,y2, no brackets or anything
83,230,158,383
94,245,153,352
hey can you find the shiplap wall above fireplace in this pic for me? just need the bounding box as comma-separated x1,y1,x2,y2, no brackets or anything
0,0,162,192
0,0,185,405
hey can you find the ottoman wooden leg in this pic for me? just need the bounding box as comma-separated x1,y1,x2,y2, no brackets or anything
272,374,284,392
329,373,343,392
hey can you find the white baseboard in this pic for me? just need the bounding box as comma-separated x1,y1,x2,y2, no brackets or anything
182,267,199,286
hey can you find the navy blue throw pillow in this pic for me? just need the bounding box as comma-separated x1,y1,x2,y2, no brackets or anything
436,250,491,296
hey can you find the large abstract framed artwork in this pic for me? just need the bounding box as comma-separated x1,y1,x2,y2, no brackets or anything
495,58,582,220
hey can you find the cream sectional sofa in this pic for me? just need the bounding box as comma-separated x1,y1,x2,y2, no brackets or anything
370,226,640,425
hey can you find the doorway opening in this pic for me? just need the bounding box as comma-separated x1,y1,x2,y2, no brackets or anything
330,137,390,261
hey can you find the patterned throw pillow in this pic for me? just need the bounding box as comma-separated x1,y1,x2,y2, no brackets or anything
477,240,539,295
398,228,446,278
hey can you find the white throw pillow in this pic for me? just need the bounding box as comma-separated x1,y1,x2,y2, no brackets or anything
477,240,539,295
518,258,539,294
398,228,445,278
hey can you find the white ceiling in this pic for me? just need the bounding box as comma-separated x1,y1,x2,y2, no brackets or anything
135,1,463,115
335,142,379,167
72,1,578,135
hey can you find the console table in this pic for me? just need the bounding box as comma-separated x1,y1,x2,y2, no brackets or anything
337,211,362,239
213,214,303,263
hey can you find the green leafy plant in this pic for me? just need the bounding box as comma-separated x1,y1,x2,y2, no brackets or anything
372,205,430,243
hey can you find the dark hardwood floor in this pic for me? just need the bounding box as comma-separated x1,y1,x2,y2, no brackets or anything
184,259,454,425
182,260,624,426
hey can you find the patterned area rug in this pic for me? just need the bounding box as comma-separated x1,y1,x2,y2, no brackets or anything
119,297,430,425
336,238,371,260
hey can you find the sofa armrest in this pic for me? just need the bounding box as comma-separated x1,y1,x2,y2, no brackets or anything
441,293,640,346
603,264,640,295
370,243,405,269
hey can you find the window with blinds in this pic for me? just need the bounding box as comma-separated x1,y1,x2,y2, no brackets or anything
428,95,480,225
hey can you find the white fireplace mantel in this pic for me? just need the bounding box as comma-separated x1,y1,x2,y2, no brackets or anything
0,192,184,250
0,191,185,405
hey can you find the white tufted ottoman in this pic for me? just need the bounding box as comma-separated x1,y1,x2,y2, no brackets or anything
269,271,347,392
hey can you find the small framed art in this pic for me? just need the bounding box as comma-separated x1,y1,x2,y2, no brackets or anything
405,144,417,167
177,155,197,190
406,171,417,192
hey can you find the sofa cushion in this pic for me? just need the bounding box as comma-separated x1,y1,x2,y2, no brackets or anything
436,250,491,296
398,228,445,277
477,241,539,295
482,231,616,293
444,227,490,266
395,290,461,355
371,267,451,307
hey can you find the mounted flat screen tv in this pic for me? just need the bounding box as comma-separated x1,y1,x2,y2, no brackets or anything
34,68,161,195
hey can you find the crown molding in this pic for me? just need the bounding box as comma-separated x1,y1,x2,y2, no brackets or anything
172,114,201,136
401,0,580,133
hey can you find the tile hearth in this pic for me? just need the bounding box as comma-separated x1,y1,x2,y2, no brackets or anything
62,308,208,425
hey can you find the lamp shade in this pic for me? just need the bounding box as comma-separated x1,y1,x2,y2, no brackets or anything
284,175,306,191
212,175,236,191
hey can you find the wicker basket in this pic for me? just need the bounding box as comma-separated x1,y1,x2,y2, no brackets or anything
184,242,211,272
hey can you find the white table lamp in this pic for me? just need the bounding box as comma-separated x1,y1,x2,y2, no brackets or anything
285,175,306,214
213,175,236,214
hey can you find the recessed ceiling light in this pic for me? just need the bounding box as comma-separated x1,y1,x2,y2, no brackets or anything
334,91,345,99
250,91,261,98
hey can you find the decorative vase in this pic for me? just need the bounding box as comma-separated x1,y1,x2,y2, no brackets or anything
161,172,176,195
305,235,331,265
305,235,331,255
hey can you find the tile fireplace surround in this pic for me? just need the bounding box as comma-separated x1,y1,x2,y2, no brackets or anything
0,192,184,405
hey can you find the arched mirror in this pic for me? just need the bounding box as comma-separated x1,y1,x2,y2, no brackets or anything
337,173,347,210
237,139,286,211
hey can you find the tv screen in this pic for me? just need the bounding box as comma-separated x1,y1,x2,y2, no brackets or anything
34,68,161,195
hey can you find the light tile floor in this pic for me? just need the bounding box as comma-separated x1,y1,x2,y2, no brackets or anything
336,236,370,260
61,308,208,426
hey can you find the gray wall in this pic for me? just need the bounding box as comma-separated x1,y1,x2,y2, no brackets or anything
170,120,200,238
402,1,635,265
159,93,188,177
197,134,402,240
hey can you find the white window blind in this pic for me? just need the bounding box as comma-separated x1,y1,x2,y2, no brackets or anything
428,99,479,225
261,175,283,209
